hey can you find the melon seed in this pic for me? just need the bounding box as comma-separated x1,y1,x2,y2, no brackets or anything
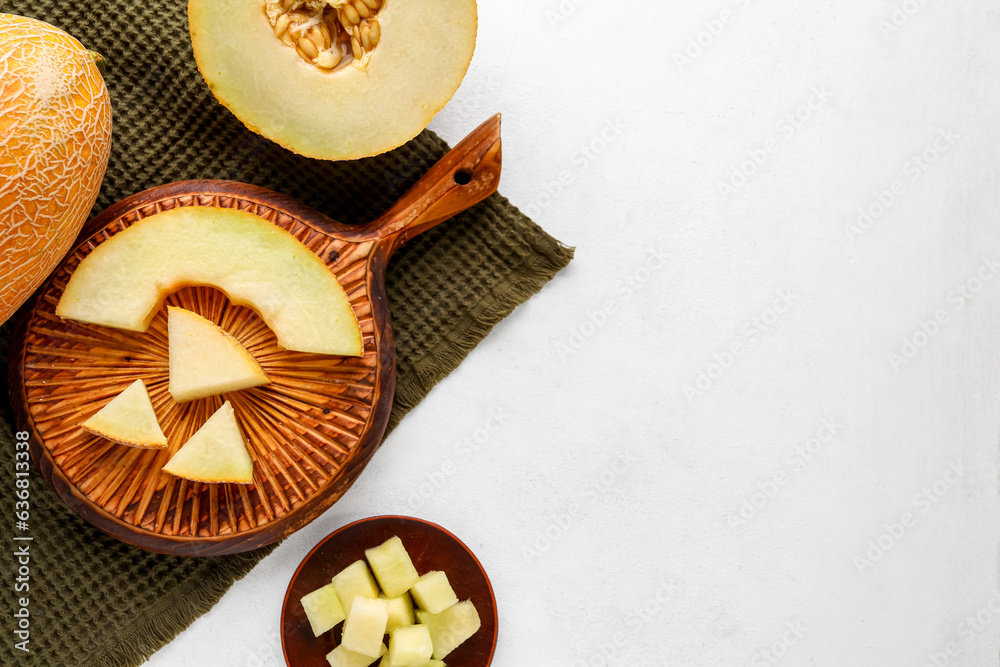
342,3,360,25
264,0,385,70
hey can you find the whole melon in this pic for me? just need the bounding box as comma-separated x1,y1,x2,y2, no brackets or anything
0,14,112,325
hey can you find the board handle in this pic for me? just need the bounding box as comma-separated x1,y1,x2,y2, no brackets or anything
362,114,502,251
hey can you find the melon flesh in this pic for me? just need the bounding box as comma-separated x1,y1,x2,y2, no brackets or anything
381,592,415,632
341,596,390,658
332,560,381,617
188,0,477,160
81,379,167,449
386,625,433,667
301,581,346,637
168,306,270,402
365,536,419,598
409,571,458,615
416,601,480,661
161,401,254,483
326,643,386,667
56,206,363,356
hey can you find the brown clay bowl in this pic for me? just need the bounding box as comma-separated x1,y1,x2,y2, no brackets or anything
281,515,498,667
8,116,502,556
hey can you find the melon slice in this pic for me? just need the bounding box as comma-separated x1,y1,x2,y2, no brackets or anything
56,206,363,356
161,401,254,483
168,306,270,402
81,379,167,449
188,0,478,160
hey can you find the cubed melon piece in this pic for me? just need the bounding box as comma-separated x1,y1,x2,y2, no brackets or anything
409,571,458,615
332,560,380,617
341,596,390,658
381,592,415,632
416,601,481,660
301,581,346,637
327,643,386,667
385,624,433,667
365,536,419,598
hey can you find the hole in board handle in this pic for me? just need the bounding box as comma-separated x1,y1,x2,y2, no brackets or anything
454,168,473,185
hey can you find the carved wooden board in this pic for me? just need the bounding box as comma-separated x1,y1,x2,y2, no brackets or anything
8,116,501,556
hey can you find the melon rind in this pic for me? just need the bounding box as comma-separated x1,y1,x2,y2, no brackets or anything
188,0,477,160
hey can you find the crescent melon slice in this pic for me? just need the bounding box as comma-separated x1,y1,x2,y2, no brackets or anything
168,306,270,403
161,401,254,484
56,206,363,356
81,379,167,449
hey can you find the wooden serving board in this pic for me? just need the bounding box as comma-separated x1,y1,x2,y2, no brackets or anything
8,116,502,556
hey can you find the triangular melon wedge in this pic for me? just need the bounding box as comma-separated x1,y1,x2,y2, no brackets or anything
168,306,270,403
161,401,254,484
81,379,167,449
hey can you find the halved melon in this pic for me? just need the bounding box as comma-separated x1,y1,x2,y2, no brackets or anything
161,401,254,483
81,379,167,449
188,0,477,160
168,306,270,402
56,206,363,356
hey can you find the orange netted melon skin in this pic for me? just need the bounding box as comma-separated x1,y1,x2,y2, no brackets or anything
0,14,112,325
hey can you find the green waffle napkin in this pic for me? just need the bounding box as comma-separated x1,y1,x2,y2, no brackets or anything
0,1,572,664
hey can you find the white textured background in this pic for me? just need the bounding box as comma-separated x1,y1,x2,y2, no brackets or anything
145,1,1000,665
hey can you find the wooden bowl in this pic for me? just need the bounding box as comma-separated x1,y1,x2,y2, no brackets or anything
8,116,502,556
281,515,498,667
